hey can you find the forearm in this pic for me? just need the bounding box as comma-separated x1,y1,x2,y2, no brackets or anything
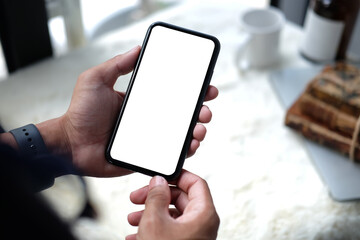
0,117,73,191
0,117,71,159
0,132,18,149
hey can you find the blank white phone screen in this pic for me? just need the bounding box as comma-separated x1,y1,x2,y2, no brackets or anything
110,25,215,175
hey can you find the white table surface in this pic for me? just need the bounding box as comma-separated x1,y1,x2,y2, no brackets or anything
2,1,360,239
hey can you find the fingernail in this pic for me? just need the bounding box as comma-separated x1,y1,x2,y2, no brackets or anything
152,176,167,187
128,45,141,54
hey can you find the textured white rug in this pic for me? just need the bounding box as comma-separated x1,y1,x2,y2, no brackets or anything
44,67,360,240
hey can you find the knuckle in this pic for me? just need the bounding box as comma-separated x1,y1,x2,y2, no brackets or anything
78,70,92,83
212,211,220,228
147,188,169,205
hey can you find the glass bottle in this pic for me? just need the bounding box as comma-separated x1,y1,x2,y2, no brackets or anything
301,0,360,62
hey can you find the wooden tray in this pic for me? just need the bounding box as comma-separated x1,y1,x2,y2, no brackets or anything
270,66,360,201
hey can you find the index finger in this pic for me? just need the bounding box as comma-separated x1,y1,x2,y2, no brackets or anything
175,170,214,206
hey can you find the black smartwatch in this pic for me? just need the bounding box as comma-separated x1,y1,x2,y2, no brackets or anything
10,124,49,157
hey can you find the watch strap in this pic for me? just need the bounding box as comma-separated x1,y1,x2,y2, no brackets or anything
10,124,49,157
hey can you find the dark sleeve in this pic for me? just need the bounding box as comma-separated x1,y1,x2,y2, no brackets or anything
0,144,78,239
0,144,81,192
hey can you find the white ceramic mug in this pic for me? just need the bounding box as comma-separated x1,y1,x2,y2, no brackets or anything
236,7,285,69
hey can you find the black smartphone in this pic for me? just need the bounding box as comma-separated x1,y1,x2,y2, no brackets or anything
106,22,220,180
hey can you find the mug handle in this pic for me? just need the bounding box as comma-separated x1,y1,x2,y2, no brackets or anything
235,32,253,71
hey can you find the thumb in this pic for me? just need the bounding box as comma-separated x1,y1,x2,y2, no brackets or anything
144,176,171,216
91,46,141,87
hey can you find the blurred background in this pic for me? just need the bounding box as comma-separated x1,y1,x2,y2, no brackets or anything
2,0,360,239
0,0,269,81
1,0,360,81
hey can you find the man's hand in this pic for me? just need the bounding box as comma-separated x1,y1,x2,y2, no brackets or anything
127,170,220,240
35,46,218,177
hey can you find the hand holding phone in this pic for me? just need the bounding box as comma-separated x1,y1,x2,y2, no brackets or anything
106,22,220,180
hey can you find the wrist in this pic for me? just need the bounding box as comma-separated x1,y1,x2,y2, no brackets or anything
36,116,72,159
0,132,18,149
